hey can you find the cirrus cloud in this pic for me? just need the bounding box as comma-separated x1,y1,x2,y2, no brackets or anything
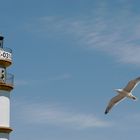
25,1,140,65
14,101,111,129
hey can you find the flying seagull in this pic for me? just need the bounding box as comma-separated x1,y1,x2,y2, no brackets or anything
105,77,140,114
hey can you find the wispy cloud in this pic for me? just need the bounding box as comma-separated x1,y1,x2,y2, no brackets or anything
48,73,71,81
15,79,31,86
25,1,140,65
15,79,41,87
15,73,71,87
15,101,111,129
112,112,140,131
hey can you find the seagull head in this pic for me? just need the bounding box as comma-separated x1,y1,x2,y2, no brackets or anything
114,89,123,93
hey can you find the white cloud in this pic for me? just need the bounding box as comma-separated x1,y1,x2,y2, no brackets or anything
48,73,71,81
25,1,140,65
15,101,111,129
15,79,30,86
109,46,140,65
15,73,71,87
113,112,140,131
15,79,41,87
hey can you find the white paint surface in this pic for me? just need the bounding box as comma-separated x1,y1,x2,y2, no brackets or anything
0,133,9,140
0,50,12,62
0,91,10,127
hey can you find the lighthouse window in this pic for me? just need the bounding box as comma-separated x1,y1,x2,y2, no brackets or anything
0,41,2,48
0,68,5,83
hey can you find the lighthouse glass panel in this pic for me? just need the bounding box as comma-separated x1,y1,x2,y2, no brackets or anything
0,68,5,83
0,39,3,48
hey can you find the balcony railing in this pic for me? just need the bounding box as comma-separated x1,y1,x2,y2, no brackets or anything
5,73,14,87
0,73,14,87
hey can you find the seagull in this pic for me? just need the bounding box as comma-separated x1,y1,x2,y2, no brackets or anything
105,77,140,114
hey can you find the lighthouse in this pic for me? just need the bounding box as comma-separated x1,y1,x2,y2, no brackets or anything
0,36,14,140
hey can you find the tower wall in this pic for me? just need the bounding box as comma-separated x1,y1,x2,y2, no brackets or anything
0,133,9,140
0,91,10,127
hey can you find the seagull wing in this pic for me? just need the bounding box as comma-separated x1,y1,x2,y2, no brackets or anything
123,77,140,92
105,94,126,114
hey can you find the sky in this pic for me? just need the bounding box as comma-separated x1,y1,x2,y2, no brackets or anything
1,0,140,139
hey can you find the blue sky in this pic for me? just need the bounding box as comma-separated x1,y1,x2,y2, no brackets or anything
1,0,140,139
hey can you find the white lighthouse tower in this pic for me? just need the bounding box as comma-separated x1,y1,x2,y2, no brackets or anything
0,36,14,140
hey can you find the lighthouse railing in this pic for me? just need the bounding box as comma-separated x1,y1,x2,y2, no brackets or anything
5,73,14,86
